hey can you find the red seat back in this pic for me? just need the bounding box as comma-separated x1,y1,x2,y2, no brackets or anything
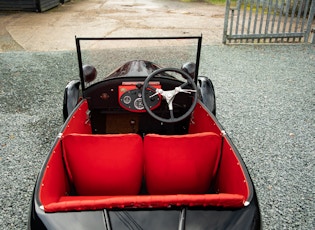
144,132,221,195
63,133,143,196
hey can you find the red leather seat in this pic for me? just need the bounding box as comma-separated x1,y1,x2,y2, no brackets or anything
40,132,247,213
144,132,221,195
62,133,143,196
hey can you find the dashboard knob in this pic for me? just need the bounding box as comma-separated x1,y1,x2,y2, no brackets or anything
136,83,143,89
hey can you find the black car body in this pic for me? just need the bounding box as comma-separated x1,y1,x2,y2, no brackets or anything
28,36,260,230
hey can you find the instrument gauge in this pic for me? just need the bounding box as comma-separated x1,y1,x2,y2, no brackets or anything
134,98,144,110
118,83,161,112
123,95,131,104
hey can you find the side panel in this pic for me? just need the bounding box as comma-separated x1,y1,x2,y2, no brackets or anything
39,141,70,205
189,102,221,134
29,100,92,229
63,80,80,121
62,100,92,135
186,202,260,230
189,102,252,201
108,210,180,230
107,206,260,230
29,206,106,230
198,76,216,116
215,137,249,198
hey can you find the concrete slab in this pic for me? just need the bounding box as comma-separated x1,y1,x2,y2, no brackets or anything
0,0,225,52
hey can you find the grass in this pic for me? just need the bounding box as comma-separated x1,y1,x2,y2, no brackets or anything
180,0,226,5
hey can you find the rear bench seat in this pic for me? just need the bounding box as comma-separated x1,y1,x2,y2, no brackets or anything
43,132,245,212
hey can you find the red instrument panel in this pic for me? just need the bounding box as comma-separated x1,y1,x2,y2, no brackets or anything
118,82,161,112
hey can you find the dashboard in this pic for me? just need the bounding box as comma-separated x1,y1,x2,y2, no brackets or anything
118,82,161,112
83,77,192,135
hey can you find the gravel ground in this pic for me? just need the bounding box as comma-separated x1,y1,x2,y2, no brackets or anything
0,44,314,229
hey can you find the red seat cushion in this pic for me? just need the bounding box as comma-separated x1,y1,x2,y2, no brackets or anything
144,132,221,195
63,133,143,196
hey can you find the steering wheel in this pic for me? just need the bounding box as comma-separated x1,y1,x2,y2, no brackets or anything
142,67,198,123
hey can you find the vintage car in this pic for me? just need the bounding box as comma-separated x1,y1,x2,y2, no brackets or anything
28,36,261,229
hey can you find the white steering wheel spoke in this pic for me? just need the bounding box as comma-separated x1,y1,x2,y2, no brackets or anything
175,86,196,94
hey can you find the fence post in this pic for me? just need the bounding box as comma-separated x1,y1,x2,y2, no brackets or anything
304,0,315,43
311,28,315,44
223,0,231,44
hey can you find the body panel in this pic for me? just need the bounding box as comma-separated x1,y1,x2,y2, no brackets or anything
29,36,260,229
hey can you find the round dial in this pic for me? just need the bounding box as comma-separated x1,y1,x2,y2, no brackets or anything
134,98,144,110
123,95,131,104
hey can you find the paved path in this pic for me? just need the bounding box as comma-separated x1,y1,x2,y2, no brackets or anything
0,0,225,52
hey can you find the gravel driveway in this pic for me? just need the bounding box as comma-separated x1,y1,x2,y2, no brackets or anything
0,44,314,229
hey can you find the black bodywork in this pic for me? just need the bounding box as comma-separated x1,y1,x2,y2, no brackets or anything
29,36,260,230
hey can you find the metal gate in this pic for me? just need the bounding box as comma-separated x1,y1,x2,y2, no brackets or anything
223,0,315,43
